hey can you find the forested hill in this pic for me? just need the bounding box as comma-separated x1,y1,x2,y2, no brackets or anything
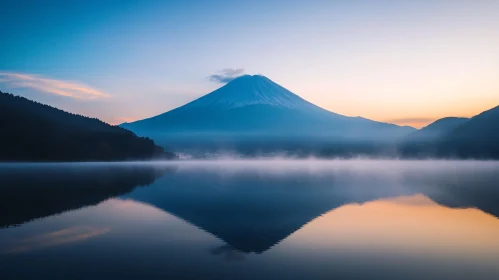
0,91,173,161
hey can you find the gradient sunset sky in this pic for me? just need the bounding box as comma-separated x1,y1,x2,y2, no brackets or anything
1,0,498,128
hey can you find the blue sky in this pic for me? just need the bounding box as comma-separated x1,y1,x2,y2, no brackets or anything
1,0,499,127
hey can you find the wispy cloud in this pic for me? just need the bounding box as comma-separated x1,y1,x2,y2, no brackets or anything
0,72,110,99
208,68,245,83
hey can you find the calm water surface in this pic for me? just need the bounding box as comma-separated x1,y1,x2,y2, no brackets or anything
1,160,499,280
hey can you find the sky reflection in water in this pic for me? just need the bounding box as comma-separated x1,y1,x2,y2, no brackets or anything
0,160,498,280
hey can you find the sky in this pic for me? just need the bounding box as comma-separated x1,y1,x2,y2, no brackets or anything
1,0,499,128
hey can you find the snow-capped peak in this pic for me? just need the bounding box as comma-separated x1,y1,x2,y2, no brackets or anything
185,75,315,110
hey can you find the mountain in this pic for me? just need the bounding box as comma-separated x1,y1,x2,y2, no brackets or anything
0,91,173,161
437,105,499,158
408,117,469,142
399,106,499,159
122,75,415,152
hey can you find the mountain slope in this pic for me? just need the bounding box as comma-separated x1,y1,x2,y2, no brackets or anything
408,117,469,142
0,91,171,161
437,105,499,158
122,75,415,151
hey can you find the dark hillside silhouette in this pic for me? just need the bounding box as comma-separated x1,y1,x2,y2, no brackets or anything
399,106,499,159
0,91,172,161
436,105,499,158
407,117,469,142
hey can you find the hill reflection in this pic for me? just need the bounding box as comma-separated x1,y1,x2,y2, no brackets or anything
0,163,171,228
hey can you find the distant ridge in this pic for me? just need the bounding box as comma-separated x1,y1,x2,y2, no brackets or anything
408,117,469,142
0,91,172,161
437,105,499,158
399,106,499,159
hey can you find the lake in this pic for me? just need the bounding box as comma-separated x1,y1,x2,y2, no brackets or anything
1,160,499,280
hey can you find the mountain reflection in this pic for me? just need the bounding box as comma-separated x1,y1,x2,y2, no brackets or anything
123,161,499,254
1,161,499,257
0,163,170,228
